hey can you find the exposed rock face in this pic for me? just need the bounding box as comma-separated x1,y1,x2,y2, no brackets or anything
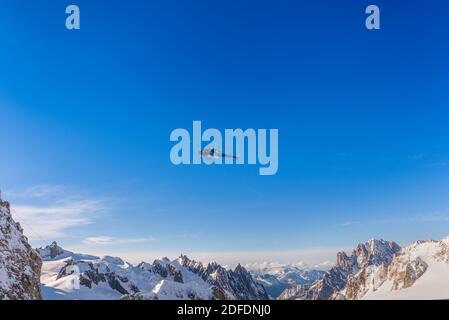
278,239,401,300
41,241,64,259
0,200,42,300
382,239,445,292
434,238,449,262
389,256,427,290
147,258,184,283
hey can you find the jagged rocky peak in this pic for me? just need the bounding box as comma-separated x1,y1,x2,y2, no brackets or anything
208,262,269,300
334,239,401,274
178,254,209,280
0,199,42,300
179,254,205,270
42,241,65,259
234,263,255,281
173,254,268,300
353,239,401,267
36,241,67,260
341,239,400,298
337,237,449,299
278,238,402,301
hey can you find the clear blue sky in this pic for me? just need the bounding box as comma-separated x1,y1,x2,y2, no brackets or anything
1,1,448,264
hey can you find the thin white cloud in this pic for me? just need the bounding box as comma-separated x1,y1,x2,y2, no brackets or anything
82,236,155,246
8,185,108,241
340,221,358,227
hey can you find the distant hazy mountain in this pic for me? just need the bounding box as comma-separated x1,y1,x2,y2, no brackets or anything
244,262,327,299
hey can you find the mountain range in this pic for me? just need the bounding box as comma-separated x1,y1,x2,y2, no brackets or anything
38,241,268,300
2,198,449,300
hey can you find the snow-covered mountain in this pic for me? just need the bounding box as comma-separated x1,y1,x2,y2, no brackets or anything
244,262,326,299
37,241,98,261
38,243,268,300
278,237,449,300
278,239,401,300
0,200,42,300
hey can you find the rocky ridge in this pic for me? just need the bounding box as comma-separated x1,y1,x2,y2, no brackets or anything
0,200,42,300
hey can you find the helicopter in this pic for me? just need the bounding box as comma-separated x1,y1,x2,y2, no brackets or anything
200,148,239,159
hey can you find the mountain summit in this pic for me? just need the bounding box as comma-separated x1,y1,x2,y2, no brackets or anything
278,239,401,300
37,241,98,261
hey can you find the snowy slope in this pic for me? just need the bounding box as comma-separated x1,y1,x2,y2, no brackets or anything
363,237,449,300
41,257,124,300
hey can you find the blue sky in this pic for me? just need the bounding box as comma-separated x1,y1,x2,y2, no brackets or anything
1,1,449,265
